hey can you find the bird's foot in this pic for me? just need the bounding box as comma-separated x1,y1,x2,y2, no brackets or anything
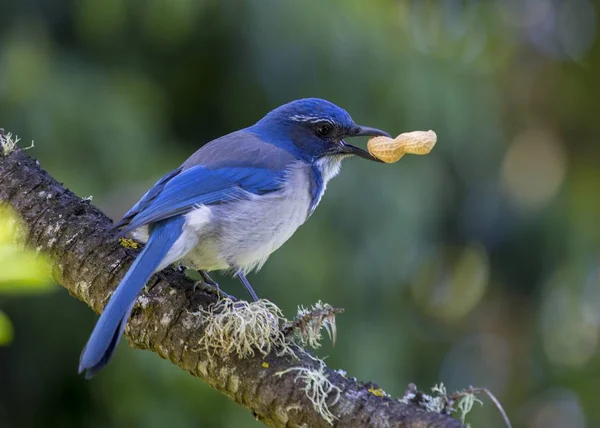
198,270,218,287
194,281,237,301
194,270,237,301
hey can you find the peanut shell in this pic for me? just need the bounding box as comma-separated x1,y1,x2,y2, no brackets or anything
367,130,437,163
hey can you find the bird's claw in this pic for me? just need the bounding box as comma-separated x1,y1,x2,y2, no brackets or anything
193,280,237,301
194,270,237,301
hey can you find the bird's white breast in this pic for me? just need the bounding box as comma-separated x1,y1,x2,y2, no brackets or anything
182,161,318,273
309,155,345,215
145,158,345,275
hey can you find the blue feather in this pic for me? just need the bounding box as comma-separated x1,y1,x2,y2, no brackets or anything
114,131,298,235
79,216,185,378
113,167,183,230
308,165,324,215
118,165,285,236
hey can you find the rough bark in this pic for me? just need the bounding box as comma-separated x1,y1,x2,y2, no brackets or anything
0,140,462,428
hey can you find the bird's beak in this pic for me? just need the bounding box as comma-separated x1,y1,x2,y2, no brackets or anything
339,125,391,162
351,126,391,138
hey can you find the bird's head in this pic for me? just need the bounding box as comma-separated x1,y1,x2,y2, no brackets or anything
252,98,390,162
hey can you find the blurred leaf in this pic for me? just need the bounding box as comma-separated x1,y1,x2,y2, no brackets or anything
0,310,14,345
0,205,54,294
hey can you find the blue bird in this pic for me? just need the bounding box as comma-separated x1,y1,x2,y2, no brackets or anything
79,98,390,378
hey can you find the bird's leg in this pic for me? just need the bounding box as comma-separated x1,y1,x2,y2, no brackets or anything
194,270,236,301
198,270,218,287
236,272,260,302
177,264,236,300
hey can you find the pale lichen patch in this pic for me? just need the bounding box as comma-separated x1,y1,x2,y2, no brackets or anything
218,367,231,386
196,298,293,359
76,281,90,294
38,192,53,199
275,361,341,425
399,383,510,428
197,360,208,377
65,232,80,245
226,373,240,394
160,310,173,326
158,344,169,358
457,392,483,424
182,312,201,330
0,131,19,156
46,223,61,237
186,298,351,425
136,295,151,309
283,301,342,349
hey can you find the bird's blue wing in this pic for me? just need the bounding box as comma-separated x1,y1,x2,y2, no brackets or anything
113,130,298,235
117,165,284,236
113,167,183,230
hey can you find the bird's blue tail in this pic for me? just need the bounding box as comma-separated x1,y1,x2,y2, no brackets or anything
79,217,184,379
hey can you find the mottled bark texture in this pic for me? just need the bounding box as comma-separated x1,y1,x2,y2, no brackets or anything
0,142,462,428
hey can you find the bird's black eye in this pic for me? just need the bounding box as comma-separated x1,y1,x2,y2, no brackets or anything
315,123,333,138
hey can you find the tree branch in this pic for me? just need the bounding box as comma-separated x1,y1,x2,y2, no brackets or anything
0,136,462,428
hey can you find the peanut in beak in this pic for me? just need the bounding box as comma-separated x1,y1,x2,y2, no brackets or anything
367,130,437,163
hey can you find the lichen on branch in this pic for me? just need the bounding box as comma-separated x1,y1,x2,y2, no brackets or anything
0,129,19,156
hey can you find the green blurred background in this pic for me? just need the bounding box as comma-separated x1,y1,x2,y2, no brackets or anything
1,0,599,427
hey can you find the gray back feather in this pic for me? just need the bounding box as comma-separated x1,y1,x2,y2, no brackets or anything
181,130,297,172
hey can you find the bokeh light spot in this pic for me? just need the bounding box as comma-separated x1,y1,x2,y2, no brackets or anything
524,389,586,428
411,244,489,321
541,267,599,368
501,128,566,212
440,333,511,395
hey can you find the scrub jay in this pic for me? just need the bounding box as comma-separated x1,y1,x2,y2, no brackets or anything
79,98,389,378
